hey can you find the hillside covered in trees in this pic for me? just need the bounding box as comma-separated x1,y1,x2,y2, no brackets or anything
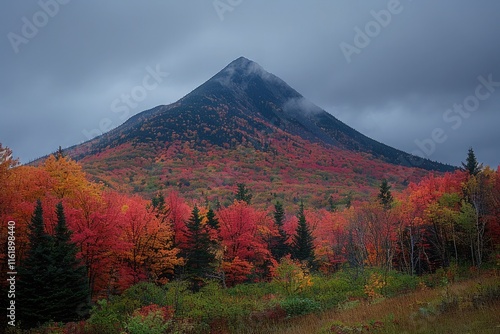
37,57,455,209
1,144,499,332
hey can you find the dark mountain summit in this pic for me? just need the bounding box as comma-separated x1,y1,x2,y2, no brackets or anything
71,56,452,172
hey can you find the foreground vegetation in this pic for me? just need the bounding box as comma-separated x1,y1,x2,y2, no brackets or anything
8,267,498,333
273,270,500,334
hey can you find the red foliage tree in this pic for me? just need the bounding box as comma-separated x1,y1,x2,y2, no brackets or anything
217,200,273,283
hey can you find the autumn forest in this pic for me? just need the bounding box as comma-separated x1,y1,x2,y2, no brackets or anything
1,142,499,333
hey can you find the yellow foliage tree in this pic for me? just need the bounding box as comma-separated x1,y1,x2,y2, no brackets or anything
273,256,313,295
42,154,101,200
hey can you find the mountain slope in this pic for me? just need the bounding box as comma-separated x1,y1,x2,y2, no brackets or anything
71,57,453,172
62,57,454,206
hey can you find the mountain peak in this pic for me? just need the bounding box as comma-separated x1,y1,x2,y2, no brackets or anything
64,57,454,174
225,56,261,71
228,56,254,67
212,56,280,88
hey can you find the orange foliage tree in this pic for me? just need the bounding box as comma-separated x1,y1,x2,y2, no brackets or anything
115,194,180,290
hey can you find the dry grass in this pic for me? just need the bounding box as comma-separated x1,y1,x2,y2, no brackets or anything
241,272,500,334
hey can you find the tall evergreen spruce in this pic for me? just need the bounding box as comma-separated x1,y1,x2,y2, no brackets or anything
18,201,90,328
235,183,252,204
18,200,52,328
151,192,166,212
206,207,220,230
51,202,90,321
271,201,289,260
378,179,394,210
55,145,65,160
291,202,316,268
205,207,222,253
328,196,337,212
462,147,483,176
184,206,215,291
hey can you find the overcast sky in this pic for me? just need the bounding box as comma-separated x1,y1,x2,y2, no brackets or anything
1,1,499,168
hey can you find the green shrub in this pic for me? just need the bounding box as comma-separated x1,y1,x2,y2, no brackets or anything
333,268,369,297
163,280,192,317
186,282,253,325
273,258,313,295
86,299,133,333
280,297,321,317
226,281,277,299
382,272,419,297
124,310,171,334
422,269,450,288
303,271,373,305
122,282,168,307
473,282,500,305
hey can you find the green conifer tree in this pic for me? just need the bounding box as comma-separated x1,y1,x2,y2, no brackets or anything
50,202,90,321
291,202,316,268
18,200,51,328
151,192,166,211
235,183,252,204
206,207,220,230
270,201,289,260
345,192,353,209
461,147,483,176
184,206,215,291
18,201,90,328
378,179,394,210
